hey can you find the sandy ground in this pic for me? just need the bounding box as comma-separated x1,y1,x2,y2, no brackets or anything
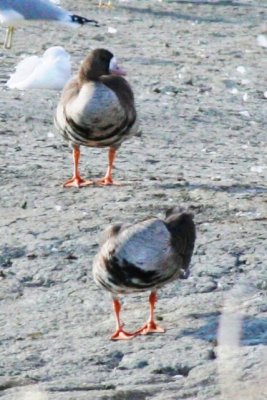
0,0,267,399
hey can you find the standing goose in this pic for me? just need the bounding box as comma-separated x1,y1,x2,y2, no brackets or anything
93,208,196,340
55,48,138,187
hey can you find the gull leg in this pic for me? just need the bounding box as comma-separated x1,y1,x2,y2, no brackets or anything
98,0,113,8
4,26,15,49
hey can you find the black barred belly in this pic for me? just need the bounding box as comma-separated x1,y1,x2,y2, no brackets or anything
99,256,167,294
64,114,136,148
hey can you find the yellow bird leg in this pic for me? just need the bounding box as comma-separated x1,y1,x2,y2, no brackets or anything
4,26,15,49
98,0,113,8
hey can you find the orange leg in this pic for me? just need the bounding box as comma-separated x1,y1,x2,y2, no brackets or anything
110,298,137,340
95,148,120,186
135,291,165,335
64,146,93,188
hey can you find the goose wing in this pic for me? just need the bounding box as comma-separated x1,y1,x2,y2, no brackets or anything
93,219,181,293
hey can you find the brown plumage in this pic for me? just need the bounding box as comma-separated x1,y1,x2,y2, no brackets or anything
54,48,138,187
93,207,196,340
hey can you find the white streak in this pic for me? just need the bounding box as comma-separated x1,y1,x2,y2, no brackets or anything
11,385,48,400
218,283,267,400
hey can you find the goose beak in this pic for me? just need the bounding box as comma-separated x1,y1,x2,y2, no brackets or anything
109,57,126,76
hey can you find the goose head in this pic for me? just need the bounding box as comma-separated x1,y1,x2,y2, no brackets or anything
78,48,126,82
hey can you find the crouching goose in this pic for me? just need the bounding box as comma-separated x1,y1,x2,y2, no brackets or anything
54,48,138,187
93,208,196,340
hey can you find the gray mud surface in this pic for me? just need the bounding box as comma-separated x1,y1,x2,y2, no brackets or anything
0,1,266,399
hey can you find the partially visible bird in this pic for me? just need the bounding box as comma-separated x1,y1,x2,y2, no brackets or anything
55,48,138,187
0,0,99,49
6,46,71,90
98,0,112,8
93,208,196,340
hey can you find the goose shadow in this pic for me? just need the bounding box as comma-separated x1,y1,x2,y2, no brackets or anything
120,5,231,24
158,181,267,196
120,0,267,25
167,1,264,8
175,311,267,346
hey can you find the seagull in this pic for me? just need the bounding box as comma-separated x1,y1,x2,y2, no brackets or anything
6,46,71,90
93,208,196,340
55,48,138,187
0,0,99,49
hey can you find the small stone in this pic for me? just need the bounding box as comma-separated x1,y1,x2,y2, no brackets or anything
185,78,194,86
241,79,250,85
92,34,105,41
236,66,246,74
21,201,27,209
65,254,78,260
230,87,238,94
27,253,37,260
206,349,217,360
0,270,6,279
223,79,236,89
250,165,266,173
256,280,267,290
239,110,250,118
162,85,180,95
108,27,117,34
0,258,12,268
257,34,267,48
243,93,249,102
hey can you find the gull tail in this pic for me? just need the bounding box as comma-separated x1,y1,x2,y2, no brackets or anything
70,15,99,27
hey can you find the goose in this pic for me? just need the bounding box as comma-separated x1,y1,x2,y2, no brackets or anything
0,0,99,49
55,48,138,187
93,208,196,340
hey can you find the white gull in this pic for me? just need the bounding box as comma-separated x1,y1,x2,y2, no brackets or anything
6,46,71,90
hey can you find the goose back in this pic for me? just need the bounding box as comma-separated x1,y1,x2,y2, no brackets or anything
93,214,195,295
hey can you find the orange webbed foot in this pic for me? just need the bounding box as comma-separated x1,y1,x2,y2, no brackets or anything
110,328,137,341
135,321,165,336
94,177,121,186
63,176,93,188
